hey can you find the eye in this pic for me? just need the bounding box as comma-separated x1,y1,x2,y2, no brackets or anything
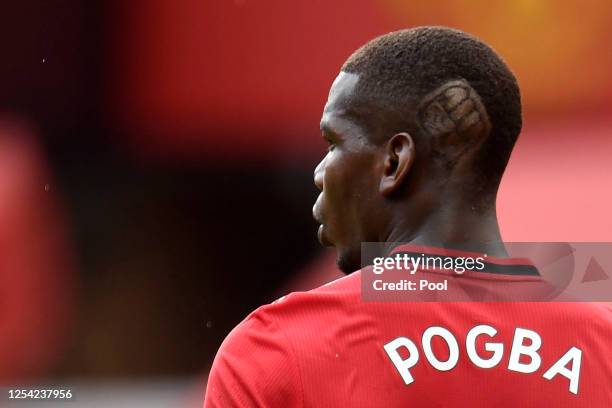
321,130,337,152
323,136,336,152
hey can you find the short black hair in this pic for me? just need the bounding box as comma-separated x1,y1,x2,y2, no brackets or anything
342,26,522,193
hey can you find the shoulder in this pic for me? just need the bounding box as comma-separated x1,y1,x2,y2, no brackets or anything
204,271,360,407
222,270,360,353
553,302,612,320
257,270,361,326
204,305,303,407
541,302,612,340
577,302,612,326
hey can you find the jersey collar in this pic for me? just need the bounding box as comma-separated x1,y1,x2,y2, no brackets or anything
388,243,539,276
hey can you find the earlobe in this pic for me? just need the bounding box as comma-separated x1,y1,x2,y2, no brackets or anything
379,133,415,196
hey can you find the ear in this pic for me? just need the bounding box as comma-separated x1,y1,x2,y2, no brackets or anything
379,132,415,196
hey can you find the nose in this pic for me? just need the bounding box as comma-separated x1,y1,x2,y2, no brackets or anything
313,157,325,191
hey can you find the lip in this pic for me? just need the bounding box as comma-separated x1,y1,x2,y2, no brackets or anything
312,196,324,224
317,224,325,243
312,200,332,246
312,205,322,225
317,224,332,246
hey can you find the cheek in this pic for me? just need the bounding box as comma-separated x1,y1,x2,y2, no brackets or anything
324,153,376,215
322,155,352,202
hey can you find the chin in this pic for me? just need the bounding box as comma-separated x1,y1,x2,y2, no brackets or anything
336,248,362,274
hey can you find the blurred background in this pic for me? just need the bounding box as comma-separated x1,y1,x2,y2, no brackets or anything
1,0,611,406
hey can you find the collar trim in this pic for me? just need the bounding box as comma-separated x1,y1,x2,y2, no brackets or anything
389,244,539,276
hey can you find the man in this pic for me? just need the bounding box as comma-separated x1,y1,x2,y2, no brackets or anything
204,27,612,407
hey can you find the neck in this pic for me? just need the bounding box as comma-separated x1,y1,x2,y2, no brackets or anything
384,193,507,257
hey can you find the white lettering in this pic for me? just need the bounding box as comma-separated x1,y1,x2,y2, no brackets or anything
543,346,582,395
383,337,420,385
422,326,459,371
372,257,384,274
466,325,504,368
383,325,582,395
508,328,542,373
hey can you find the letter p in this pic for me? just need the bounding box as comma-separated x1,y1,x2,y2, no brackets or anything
383,337,420,385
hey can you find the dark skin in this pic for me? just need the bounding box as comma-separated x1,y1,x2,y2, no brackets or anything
313,72,508,273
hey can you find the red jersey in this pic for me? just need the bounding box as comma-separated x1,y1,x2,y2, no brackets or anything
204,245,612,407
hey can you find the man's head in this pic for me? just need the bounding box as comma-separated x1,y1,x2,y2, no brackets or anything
312,26,522,273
